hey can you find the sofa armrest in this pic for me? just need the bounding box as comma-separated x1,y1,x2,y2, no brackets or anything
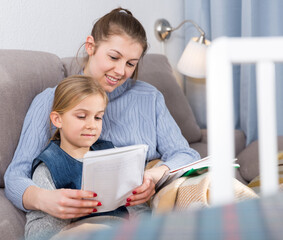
0,189,26,240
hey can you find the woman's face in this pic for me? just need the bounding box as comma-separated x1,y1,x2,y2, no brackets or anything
84,34,144,93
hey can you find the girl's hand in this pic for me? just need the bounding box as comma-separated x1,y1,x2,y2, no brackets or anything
24,186,101,219
126,165,169,206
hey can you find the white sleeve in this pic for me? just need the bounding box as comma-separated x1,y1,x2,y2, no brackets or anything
24,163,71,240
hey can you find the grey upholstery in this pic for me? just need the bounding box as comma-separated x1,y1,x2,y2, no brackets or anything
237,136,283,182
0,50,65,188
0,49,65,240
0,50,247,239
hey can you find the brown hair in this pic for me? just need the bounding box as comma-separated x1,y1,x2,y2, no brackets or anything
80,7,148,79
51,75,108,140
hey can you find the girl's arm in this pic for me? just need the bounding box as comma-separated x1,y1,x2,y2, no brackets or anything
25,163,71,240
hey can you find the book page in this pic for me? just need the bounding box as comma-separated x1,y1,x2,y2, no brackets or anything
155,156,239,191
82,144,148,212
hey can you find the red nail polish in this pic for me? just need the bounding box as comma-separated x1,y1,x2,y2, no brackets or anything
97,202,102,206
125,202,130,207
127,198,131,202
132,191,137,194
93,193,97,197
92,208,97,212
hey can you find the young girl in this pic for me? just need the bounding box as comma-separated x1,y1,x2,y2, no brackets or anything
5,7,200,220
25,75,128,240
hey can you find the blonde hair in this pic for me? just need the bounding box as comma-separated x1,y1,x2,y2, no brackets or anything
51,75,108,140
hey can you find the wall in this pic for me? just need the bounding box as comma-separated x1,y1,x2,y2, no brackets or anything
0,0,185,71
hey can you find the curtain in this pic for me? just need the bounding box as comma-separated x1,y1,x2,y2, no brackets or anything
184,0,283,145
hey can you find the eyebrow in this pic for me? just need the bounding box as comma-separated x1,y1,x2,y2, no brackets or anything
110,49,140,61
74,109,105,113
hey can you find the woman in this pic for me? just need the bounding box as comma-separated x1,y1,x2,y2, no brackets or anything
4,7,200,220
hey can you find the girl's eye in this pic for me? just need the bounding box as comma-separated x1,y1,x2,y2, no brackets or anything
95,116,103,120
77,116,85,119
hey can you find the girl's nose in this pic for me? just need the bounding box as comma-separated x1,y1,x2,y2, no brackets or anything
86,118,97,129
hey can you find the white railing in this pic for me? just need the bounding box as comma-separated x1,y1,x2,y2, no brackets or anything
206,37,283,205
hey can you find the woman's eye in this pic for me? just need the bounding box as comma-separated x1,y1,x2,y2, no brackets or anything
127,62,135,67
95,116,102,120
77,116,85,119
110,55,118,60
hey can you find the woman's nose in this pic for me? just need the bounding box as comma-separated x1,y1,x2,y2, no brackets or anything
114,62,125,76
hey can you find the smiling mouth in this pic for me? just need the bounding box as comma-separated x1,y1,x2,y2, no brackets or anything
106,74,121,84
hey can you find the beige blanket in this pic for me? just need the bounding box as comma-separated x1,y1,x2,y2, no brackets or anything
151,168,258,214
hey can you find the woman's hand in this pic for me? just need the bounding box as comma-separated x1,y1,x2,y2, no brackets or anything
23,186,101,219
126,165,169,206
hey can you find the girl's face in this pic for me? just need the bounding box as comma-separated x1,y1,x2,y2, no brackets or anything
52,94,106,159
84,34,144,93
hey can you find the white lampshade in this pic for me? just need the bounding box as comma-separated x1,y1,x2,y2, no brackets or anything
177,37,210,78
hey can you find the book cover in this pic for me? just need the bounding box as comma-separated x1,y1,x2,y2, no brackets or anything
82,144,148,212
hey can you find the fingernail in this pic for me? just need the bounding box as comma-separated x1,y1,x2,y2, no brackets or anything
92,208,97,212
125,202,130,207
127,198,131,202
97,202,102,206
132,191,137,194
93,193,97,197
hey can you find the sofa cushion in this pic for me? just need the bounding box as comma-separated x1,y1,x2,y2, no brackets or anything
237,136,283,182
61,57,82,76
0,50,65,187
0,189,26,239
190,142,207,158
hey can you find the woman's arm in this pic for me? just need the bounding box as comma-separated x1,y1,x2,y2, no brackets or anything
25,163,99,226
4,88,55,211
23,186,100,219
154,91,200,169
25,164,102,240
126,91,200,206
127,165,169,206
4,88,100,218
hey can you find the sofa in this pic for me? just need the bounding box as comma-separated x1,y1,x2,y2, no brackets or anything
0,49,282,240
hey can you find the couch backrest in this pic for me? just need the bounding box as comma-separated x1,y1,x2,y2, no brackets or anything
0,50,65,187
0,52,201,187
61,54,201,145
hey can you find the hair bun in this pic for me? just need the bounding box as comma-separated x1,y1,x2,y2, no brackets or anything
114,7,133,16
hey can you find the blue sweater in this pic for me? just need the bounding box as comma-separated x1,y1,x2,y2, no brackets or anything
4,78,200,211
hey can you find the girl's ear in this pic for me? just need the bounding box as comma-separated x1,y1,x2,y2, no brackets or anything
50,111,62,128
85,35,95,56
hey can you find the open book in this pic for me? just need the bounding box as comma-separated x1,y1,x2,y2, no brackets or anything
155,156,239,191
82,144,148,212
